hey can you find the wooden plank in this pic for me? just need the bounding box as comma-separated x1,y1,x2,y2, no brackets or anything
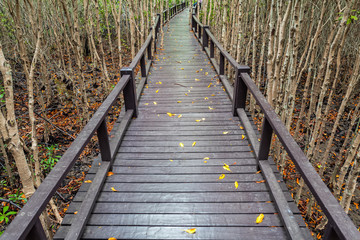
83,173,263,183
116,152,256,159
78,182,288,193
118,146,251,153
66,202,300,214
112,159,256,167
61,213,306,227
120,140,247,147
54,226,293,240
72,191,294,203
123,130,246,136
122,135,246,141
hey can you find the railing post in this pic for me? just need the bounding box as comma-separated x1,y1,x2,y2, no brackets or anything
257,118,273,168
219,53,225,75
324,224,340,240
232,65,250,116
147,35,152,60
25,218,47,240
140,55,146,78
202,26,209,50
120,67,138,117
198,24,202,40
192,13,195,30
210,40,214,58
97,118,112,165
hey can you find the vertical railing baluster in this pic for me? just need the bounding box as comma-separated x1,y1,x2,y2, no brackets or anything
140,55,146,77
192,13,195,30
257,118,273,168
220,53,225,75
121,67,138,117
147,37,152,60
232,66,250,116
25,219,47,240
198,24,202,40
323,224,339,240
210,40,214,58
97,118,112,165
202,26,209,50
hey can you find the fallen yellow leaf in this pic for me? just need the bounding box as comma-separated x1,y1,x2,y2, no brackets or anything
177,101,182,103
195,78,200,81
192,141,196,147
107,172,114,177
177,114,182,118
204,97,209,100
111,187,118,192
195,119,201,122
156,81,162,84
74,211,78,214
242,135,245,139
156,89,159,93
235,181,239,189
184,228,196,234
144,103,149,105
219,174,225,180
203,157,209,160
167,112,176,117
179,142,184,147
208,107,214,110
207,83,212,88
84,180,92,183
185,93,188,96
181,68,184,70
153,102,157,105
256,213,264,224
223,163,231,172
205,72,208,75
204,161,207,163
169,159,173,162
108,238,117,240
223,131,229,134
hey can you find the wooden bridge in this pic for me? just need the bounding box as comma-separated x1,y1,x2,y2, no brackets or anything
2,2,359,240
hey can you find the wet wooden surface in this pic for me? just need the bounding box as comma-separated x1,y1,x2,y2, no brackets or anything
54,9,310,240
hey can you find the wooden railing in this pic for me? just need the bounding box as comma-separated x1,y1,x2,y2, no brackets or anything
192,13,359,240
163,2,187,23
0,3,188,240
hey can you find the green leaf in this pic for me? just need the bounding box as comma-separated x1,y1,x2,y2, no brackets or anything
350,15,358,21
6,211,17,216
3,206,9,214
347,18,351,24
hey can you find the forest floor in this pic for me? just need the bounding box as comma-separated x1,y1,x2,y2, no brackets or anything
0,50,134,236
250,71,360,237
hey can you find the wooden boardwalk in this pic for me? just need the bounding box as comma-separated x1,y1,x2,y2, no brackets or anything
54,10,311,240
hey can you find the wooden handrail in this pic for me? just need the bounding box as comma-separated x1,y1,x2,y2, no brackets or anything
0,3,188,240
191,13,360,240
